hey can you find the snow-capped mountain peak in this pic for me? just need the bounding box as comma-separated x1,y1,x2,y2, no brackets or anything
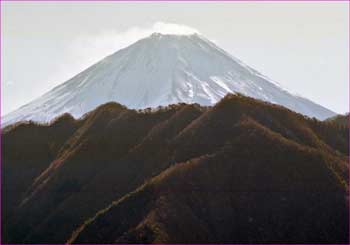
2,33,335,126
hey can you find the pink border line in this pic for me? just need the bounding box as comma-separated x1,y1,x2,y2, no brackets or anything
0,0,2,243
0,0,349,1
348,0,350,243
0,0,349,245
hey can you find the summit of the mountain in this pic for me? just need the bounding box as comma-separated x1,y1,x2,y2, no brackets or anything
2,33,335,127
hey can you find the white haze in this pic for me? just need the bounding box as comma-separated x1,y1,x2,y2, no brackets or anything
67,22,200,81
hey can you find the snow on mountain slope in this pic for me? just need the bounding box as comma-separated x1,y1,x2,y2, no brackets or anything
2,33,335,127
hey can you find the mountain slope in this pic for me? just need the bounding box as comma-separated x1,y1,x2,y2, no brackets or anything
2,33,335,127
2,94,348,244
325,113,350,127
69,122,348,243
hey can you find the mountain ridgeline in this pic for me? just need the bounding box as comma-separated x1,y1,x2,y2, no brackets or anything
2,33,335,127
2,94,348,244
326,113,350,128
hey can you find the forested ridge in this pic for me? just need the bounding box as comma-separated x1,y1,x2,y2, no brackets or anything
2,94,349,244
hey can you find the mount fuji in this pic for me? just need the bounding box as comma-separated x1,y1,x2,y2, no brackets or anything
2,33,335,127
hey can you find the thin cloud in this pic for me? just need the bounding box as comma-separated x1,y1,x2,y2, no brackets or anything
51,22,200,85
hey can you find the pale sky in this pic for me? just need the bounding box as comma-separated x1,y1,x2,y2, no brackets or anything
1,1,349,115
